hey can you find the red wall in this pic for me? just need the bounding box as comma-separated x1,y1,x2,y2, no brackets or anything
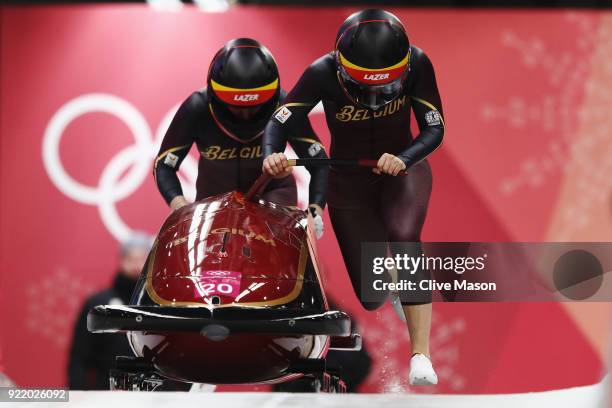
0,5,606,393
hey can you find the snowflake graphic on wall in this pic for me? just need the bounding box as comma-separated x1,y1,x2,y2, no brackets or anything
481,13,602,195
25,268,96,348
481,13,612,239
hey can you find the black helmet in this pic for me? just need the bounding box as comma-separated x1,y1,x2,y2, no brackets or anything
207,38,281,140
335,9,411,110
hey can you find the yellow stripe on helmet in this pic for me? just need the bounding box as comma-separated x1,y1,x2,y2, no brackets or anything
339,52,409,72
210,78,279,92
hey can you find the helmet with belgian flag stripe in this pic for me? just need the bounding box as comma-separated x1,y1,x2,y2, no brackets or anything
207,38,281,140
335,9,411,110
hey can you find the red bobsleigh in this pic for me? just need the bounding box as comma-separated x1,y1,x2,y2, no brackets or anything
88,170,360,392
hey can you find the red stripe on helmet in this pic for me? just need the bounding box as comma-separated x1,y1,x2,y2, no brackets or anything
343,65,406,85
213,88,277,106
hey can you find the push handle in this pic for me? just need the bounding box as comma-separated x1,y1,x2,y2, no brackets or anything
287,158,379,168
245,158,405,201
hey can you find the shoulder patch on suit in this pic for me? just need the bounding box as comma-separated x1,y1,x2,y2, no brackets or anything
164,152,179,168
275,107,292,124
308,142,322,157
425,110,442,126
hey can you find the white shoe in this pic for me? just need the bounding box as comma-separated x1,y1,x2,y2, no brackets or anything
409,353,438,386
390,291,406,321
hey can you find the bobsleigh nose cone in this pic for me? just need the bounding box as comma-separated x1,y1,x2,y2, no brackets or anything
200,324,230,341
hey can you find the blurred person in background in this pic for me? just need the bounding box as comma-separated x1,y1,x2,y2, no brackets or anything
154,38,328,238
263,9,444,385
67,232,152,390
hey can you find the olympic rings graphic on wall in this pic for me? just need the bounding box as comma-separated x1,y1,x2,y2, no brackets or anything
42,93,198,242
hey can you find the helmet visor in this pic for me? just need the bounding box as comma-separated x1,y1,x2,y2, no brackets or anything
226,105,263,121
337,51,409,110
339,68,406,111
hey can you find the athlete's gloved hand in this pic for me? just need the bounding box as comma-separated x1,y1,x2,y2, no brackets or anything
263,153,293,178
170,195,189,211
308,205,324,239
373,153,406,176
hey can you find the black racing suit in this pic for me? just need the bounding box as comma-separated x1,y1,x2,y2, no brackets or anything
264,47,444,309
155,89,328,208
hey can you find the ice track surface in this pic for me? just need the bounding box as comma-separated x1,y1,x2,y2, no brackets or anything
13,376,608,408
